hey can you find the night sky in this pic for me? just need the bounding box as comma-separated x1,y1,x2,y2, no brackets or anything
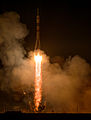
0,1,91,63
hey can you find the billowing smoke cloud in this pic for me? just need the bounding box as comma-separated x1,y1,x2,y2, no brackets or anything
42,55,91,112
0,12,31,91
0,11,91,113
0,12,28,66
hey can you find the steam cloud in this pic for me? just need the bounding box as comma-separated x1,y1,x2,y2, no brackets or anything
0,12,91,113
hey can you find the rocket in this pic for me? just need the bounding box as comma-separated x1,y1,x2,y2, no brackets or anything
35,8,40,50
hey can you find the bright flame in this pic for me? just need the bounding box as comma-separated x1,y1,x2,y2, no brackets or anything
34,52,42,111
34,53,42,62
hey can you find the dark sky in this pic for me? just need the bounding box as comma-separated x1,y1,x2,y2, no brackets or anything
0,1,91,63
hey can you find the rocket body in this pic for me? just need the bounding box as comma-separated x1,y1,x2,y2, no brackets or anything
35,8,40,50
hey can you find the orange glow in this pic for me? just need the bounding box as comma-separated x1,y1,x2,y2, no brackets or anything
34,52,42,111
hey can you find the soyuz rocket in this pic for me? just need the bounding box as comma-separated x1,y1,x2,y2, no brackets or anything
35,8,40,50
34,8,46,112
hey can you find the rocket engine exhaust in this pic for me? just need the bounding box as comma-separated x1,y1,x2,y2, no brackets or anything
34,53,42,111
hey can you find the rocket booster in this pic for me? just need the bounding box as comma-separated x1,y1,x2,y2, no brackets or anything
35,8,40,50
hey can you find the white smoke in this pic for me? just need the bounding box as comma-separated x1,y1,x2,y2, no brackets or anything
42,55,91,112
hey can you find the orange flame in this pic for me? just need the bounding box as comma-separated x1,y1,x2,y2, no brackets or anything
34,53,42,111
